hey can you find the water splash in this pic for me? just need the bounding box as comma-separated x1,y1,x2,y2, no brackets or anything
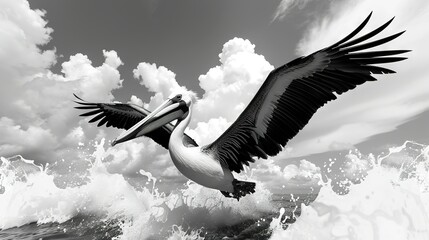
166,225,205,240
270,141,429,240
0,139,276,239
2,139,428,239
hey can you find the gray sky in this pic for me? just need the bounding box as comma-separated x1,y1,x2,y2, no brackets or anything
31,0,326,102
1,0,428,193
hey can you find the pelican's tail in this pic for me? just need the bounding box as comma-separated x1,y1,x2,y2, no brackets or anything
221,179,256,201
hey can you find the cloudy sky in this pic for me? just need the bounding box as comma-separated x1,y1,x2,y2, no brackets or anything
1,0,428,193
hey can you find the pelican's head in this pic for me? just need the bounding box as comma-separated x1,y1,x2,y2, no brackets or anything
111,93,191,146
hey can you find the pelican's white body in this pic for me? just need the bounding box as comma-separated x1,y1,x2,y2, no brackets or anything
168,109,234,192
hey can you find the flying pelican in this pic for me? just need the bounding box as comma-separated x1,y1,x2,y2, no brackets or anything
75,13,409,200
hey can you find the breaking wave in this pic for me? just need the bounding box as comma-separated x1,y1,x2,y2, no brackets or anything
0,139,276,239
1,139,428,239
270,141,429,240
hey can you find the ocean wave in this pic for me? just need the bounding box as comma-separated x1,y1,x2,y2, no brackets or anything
0,139,276,239
269,141,429,240
2,140,428,239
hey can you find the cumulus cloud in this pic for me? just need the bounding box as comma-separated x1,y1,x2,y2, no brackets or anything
0,0,55,117
0,0,54,74
0,0,127,165
133,62,196,111
278,0,429,159
64,126,85,146
250,159,321,192
187,117,230,146
283,160,321,182
131,38,273,147
104,139,156,174
59,50,123,102
0,117,57,160
129,95,144,107
191,38,273,144
0,49,124,162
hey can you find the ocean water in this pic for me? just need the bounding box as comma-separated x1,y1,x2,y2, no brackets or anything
0,140,428,239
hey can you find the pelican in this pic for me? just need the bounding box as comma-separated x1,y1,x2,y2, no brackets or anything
75,13,409,200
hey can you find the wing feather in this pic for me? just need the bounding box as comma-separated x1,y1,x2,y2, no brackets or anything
203,13,409,173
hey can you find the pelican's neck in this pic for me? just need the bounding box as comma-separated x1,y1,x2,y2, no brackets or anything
170,107,192,148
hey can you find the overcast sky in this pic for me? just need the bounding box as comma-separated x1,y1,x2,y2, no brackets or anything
1,0,428,193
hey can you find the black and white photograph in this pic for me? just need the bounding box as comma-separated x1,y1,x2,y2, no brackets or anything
0,0,428,239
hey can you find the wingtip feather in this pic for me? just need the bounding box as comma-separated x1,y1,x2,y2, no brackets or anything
328,12,373,49
73,93,85,102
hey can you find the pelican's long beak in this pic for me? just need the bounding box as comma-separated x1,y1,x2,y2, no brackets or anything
111,98,185,146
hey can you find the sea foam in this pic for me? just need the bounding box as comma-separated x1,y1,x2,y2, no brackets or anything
270,141,429,240
0,139,276,239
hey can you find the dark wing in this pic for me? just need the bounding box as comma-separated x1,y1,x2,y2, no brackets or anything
74,94,198,148
203,13,409,173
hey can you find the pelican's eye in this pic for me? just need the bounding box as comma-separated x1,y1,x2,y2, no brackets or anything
178,100,189,113
171,94,182,103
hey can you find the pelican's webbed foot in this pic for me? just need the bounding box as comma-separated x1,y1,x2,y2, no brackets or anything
220,179,256,201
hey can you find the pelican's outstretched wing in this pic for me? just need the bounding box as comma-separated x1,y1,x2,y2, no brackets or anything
74,94,198,149
203,13,409,173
